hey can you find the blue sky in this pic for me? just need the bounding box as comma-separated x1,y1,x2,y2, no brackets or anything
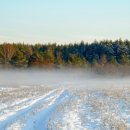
0,0,130,44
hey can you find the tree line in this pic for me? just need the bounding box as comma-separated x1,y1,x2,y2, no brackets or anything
0,39,130,69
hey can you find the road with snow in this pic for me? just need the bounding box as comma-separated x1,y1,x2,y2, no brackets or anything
0,86,69,130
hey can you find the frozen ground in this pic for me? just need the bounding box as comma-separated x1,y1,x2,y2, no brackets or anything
0,86,130,130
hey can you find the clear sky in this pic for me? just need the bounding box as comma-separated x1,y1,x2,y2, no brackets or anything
0,0,130,44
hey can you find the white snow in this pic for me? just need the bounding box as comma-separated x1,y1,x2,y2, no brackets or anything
0,86,68,130
48,88,130,130
1,86,130,130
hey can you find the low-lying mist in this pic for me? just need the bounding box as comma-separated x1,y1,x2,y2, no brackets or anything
0,68,130,89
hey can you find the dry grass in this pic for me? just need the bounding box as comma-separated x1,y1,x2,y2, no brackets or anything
48,88,130,130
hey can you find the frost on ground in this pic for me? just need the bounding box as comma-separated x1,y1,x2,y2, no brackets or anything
48,88,130,130
0,86,130,130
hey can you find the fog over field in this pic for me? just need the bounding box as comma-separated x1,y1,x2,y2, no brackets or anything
0,68,130,89
1,69,130,130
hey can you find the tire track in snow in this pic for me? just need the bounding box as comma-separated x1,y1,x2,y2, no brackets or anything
21,89,69,130
1,88,69,130
0,89,58,130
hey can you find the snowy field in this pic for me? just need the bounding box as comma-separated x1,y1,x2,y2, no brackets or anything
0,85,130,130
0,69,130,130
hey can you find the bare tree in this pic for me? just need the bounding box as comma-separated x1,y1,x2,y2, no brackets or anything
0,43,15,64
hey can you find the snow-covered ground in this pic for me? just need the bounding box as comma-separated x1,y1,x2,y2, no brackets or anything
0,86,69,130
48,88,130,130
0,86,130,130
